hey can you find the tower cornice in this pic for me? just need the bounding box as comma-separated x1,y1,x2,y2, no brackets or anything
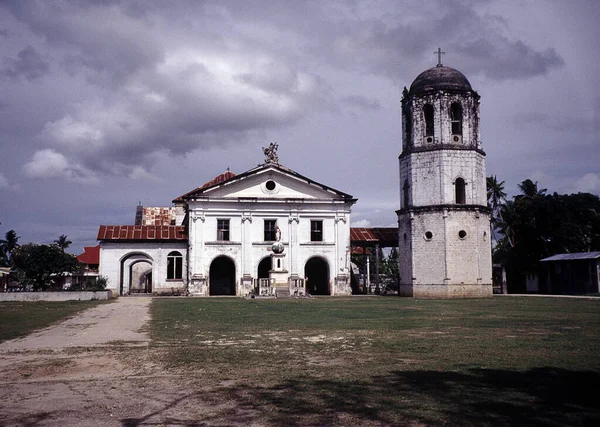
399,145,486,158
396,204,491,216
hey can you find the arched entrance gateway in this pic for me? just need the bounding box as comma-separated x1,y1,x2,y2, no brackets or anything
209,256,236,295
305,257,330,295
120,253,153,296
130,261,152,294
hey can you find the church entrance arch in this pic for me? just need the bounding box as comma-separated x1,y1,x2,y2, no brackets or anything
120,253,153,296
257,257,272,279
305,257,330,295
209,256,236,295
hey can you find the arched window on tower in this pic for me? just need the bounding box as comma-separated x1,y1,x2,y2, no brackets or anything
403,179,410,208
450,102,463,136
455,178,466,204
423,104,434,141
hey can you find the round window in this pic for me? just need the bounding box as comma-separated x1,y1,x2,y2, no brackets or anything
424,231,433,240
458,230,467,239
265,180,276,191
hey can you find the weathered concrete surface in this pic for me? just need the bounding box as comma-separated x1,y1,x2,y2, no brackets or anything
0,297,150,352
0,290,113,302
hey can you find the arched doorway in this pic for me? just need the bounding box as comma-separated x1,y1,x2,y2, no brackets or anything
257,257,271,279
305,257,330,295
209,256,236,295
130,260,152,293
120,253,153,296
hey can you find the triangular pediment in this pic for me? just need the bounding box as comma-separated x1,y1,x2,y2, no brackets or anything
179,164,353,202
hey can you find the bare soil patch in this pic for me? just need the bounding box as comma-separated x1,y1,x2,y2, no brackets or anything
0,298,230,427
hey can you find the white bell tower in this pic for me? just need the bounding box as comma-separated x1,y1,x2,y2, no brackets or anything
397,51,492,298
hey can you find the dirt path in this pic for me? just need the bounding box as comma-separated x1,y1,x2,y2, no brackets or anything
1,297,151,352
0,298,264,426
0,298,213,427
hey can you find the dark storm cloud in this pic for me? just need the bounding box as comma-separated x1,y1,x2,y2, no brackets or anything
5,1,164,87
1,45,50,81
315,0,564,82
457,40,564,80
3,0,331,180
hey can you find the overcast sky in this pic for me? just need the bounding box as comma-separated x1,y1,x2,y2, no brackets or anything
0,0,598,254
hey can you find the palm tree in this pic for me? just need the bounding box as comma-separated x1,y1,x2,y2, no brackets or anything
486,175,507,246
516,179,547,200
0,229,20,266
54,234,72,252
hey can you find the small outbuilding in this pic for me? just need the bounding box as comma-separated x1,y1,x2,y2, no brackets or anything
539,252,600,295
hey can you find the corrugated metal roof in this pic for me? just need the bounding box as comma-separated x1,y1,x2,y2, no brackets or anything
77,245,100,265
350,228,398,246
97,225,187,241
540,251,600,262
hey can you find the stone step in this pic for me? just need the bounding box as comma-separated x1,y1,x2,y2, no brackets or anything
275,288,291,299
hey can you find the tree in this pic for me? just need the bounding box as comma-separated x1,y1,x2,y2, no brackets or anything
0,229,20,267
493,179,600,293
486,175,507,246
11,243,79,291
516,179,546,200
54,234,72,252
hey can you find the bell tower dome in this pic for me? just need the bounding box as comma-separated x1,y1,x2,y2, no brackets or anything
397,52,492,298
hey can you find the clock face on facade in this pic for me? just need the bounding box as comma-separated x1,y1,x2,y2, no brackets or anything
271,241,284,254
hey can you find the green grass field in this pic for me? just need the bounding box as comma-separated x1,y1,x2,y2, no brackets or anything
149,296,600,426
0,300,106,343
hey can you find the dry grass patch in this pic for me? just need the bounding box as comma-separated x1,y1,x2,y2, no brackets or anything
147,296,600,426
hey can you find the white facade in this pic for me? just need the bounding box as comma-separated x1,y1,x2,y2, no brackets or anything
98,162,356,297
397,65,493,298
184,164,355,297
100,242,188,295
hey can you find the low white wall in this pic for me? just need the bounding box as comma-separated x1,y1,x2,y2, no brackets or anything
0,291,113,302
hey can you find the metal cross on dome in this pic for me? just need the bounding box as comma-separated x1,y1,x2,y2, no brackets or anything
435,47,445,66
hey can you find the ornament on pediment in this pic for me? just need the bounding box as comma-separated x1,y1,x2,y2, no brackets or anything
242,214,252,223
288,215,300,224
262,142,279,164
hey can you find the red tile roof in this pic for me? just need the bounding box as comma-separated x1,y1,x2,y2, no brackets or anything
350,228,398,246
200,169,236,189
77,245,100,265
97,225,187,241
173,169,237,202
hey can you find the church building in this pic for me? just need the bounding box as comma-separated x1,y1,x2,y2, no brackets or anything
97,144,357,297
96,54,492,299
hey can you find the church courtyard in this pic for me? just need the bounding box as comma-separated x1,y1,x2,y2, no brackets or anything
1,296,599,426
